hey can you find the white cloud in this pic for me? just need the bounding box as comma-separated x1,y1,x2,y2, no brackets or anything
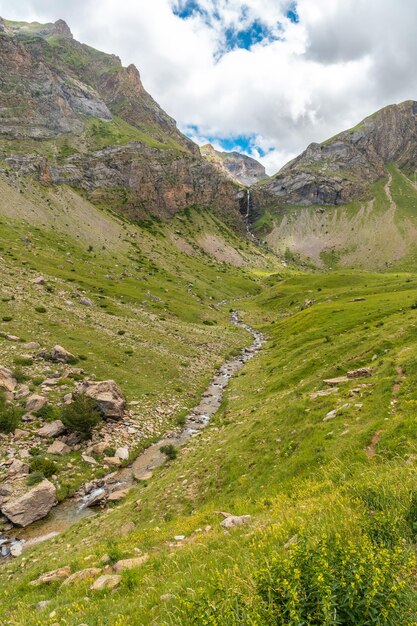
0,1,416,174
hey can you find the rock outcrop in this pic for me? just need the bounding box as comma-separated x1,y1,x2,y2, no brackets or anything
0,19,244,226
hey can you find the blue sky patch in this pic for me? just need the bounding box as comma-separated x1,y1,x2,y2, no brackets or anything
224,19,278,52
172,0,205,20
184,126,269,158
287,2,299,23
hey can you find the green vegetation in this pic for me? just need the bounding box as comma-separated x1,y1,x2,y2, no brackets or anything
61,394,102,438
0,391,21,433
29,457,57,478
2,269,417,623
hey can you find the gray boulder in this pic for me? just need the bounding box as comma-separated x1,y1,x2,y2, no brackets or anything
1,479,57,527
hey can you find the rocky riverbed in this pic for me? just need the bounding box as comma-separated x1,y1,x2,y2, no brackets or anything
0,312,264,559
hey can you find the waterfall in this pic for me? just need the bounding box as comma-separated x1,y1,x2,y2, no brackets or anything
246,188,250,219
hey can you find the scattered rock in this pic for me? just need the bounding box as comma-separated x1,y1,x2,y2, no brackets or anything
90,574,122,591
22,342,40,350
0,366,17,393
36,600,51,611
5,335,20,342
347,368,372,378
7,459,29,477
1,479,57,527
33,276,45,285
80,297,95,307
104,456,121,467
14,385,31,400
26,394,48,413
91,442,109,455
39,345,75,363
61,567,102,587
323,409,337,422
309,388,338,399
10,542,23,557
47,440,71,456
107,488,130,502
38,420,66,438
115,447,129,460
30,566,71,586
113,555,148,572
13,428,29,440
81,454,98,466
323,376,349,386
220,515,251,529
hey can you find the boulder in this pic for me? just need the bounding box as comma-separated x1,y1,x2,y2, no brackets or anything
26,394,48,413
5,335,20,342
13,428,29,440
0,366,17,393
47,440,71,456
38,420,65,438
107,488,130,502
14,384,31,400
220,515,251,529
115,447,129,460
80,380,126,420
91,442,109,455
33,276,45,285
40,345,75,363
90,574,122,591
61,567,101,587
30,566,71,586
1,479,56,527
104,456,121,467
7,459,29,477
113,555,148,572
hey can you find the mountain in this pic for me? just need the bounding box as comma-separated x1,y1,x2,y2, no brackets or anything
254,101,417,207
252,101,417,269
201,143,268,186
0,18,246,223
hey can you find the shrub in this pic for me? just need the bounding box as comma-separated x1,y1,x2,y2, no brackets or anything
160,444,178,460
14,356,33,366
30,457,57,478
34,306,47,313
103,446,116,457
29,446,43,456
2,316,12,322
61,394,102,438
35,404,60,422
0,392,21,433
27,471,44,486
255,535,415,626
13,366,28,384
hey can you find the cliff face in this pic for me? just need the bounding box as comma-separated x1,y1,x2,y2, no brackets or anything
254,101,417,208
201,144,267,187
0,18,244,224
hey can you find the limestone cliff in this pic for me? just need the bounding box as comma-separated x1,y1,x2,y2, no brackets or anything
0,18,244,225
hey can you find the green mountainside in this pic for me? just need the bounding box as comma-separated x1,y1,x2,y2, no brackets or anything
0,18,417,626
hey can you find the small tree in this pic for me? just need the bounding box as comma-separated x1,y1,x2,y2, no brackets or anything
61,394,102,439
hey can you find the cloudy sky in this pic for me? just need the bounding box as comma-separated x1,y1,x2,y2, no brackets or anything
1,0,416,173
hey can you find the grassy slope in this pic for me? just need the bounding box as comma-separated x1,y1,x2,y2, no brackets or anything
0,173,278,498
259,164,417,270
2,269,417,623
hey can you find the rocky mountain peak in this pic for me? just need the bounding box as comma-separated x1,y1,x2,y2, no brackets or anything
201,144,268,187
255,100,417,207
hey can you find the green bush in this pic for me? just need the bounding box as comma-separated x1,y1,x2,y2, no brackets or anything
26,471,45,486
160,444,178,460
13,366,28,384
34,306,47,313
0,392,21,433
35,404,60,422
103,446,116,457
14,356,33,366
61,394,102,438
30,457,57,478
1,316,12,322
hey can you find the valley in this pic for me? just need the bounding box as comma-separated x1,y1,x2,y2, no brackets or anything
0,16,417,626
